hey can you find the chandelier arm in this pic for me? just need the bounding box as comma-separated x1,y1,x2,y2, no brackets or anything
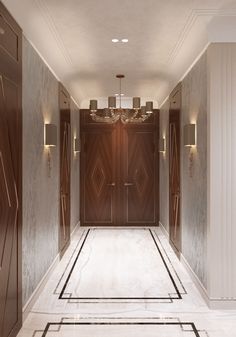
89,74,153,124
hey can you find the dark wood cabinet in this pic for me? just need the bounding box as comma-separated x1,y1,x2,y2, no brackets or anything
59,84,71,255
169,84,181,254
0,3,22,337
80,110,159,226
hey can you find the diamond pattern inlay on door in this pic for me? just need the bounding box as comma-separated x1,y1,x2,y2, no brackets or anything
91,157,106,197
134,160,149,196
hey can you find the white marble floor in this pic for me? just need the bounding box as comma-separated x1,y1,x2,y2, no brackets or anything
17,227,236,337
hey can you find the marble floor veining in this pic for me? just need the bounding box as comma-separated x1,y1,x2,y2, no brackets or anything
59,228,182,301
17,227,236,337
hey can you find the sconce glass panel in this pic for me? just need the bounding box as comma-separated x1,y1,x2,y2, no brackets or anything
45,124,57,146
184,124,196,147
74,138,81,153
159,138,166,152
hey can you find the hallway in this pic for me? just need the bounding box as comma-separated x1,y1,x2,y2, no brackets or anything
17,228,236,337
1,1,236,337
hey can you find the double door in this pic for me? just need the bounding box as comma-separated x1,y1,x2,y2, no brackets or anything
80,110,159,226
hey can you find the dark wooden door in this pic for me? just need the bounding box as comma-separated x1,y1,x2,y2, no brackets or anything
80,111,118,226
169,84,181,253
59,85,71,255
121,115,158,226
0,3,22,337
80,110,159,226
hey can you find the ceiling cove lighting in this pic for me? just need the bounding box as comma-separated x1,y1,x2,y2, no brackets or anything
89,74,153,124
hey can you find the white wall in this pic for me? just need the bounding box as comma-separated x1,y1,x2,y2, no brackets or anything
207,43,236,305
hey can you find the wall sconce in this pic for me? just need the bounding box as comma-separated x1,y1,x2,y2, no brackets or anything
184,124,196,147
44,123,57,178
184,123,196,178
45,124,57,147
159,138,166,153
74,138,81,153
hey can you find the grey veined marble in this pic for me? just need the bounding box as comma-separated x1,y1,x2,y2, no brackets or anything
22,36,60,306
181,51,207,288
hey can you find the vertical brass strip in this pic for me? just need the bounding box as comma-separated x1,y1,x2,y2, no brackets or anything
61,195,66,238
14,181,19,210
174,195,179,239
0,75,5,99
0,152,12,207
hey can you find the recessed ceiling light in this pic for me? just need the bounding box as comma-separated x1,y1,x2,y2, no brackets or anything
121,39,128,43
112,39,119,43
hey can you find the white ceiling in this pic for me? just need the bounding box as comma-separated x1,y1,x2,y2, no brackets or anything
3,0,236,107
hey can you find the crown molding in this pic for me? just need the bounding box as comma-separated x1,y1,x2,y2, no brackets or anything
35,0,73,67
167,8,236,65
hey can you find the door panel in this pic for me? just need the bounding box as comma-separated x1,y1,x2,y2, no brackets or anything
122,129,157,225
80,110,159,226
169,85,181,253
81,128,117,225
59,85,71,255
0,3,22,337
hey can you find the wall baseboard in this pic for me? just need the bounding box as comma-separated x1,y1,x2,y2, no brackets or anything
180,253,209,304
159,221,169,239
22,253,60,321
71,220,80,237
180,253,236,310
159,220,236,309
23,220,80,321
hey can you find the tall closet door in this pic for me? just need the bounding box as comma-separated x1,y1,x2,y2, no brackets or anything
0,3,22,337
169,84,181,253
59,84,71,255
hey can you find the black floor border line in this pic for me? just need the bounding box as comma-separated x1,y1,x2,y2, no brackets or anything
149,229,182,299
59,228,182,300
59,229,90,299
41,322,200,337
53,230,86,295
152,230,187,294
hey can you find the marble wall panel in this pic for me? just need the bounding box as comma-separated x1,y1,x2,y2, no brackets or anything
22,36,60,306
181,52,207,288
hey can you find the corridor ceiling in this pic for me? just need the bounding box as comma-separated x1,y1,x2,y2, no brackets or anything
3,0,236,106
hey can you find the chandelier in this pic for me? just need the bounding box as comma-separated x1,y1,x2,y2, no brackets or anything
89,75,153,123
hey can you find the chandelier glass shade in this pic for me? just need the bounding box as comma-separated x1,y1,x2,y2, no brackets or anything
89,75,153,124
